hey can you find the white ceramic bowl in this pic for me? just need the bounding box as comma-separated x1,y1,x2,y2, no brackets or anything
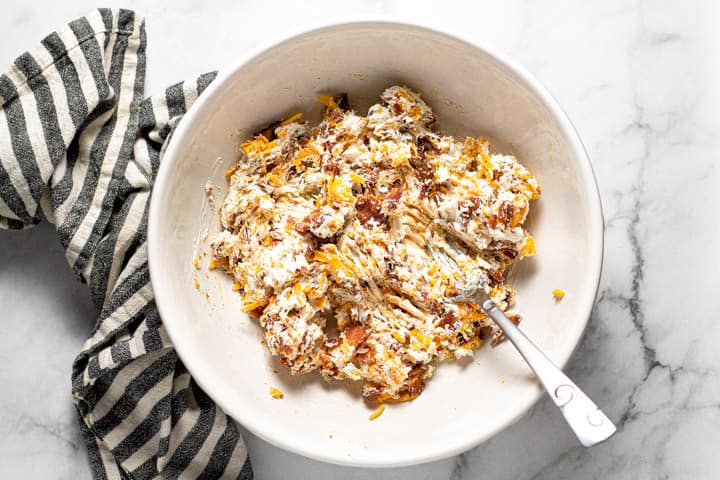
148,20,603,468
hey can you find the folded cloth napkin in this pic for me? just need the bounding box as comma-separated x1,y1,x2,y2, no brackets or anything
0,8,253,479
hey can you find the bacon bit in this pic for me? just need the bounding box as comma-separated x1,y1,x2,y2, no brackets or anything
368,404,385,421
345,324,368,346
520,235,536,258
312,209,342,238
485,213,498,229
269,387,284,399
356,196,386,226
437,312,458,328
294,217,311,233
489,269,504,286
552,289,566,300
322,161,339,175
401,366,427,401
463,196,483,214
498,202,514,226
384,187,403,212
363,385,384,400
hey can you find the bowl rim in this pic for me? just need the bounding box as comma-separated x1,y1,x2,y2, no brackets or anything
148,17,605,468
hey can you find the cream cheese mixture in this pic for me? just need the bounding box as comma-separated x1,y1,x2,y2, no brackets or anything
211,86,540,402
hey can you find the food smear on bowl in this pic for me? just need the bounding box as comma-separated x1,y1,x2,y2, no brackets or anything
210,86,540,403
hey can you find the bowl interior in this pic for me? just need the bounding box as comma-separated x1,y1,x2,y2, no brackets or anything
149,22,602,467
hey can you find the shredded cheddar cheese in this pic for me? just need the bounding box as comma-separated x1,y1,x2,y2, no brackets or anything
520,236,536,258
368,404,385,421
280,112,303,126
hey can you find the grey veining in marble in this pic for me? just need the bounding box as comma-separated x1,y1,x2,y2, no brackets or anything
1,0,718,478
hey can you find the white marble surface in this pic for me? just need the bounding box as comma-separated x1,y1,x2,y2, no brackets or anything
1,1,719,478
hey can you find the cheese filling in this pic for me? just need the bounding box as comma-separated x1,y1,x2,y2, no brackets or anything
211,86,540,402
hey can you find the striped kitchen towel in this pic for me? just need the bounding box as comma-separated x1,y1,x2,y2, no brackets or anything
0,8,253,479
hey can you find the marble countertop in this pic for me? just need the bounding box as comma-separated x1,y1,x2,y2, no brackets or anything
2,1,718,478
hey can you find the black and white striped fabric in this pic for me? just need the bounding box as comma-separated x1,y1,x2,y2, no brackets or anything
0,9,253,479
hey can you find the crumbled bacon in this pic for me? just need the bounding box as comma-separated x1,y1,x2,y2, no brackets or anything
345,324,368,345
322,160,339,174
489,269,504,286
498,201,514,226
403,366,427,399
356,196,386,226
437,311,458,329
384,187,403,212
391,102,403,115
